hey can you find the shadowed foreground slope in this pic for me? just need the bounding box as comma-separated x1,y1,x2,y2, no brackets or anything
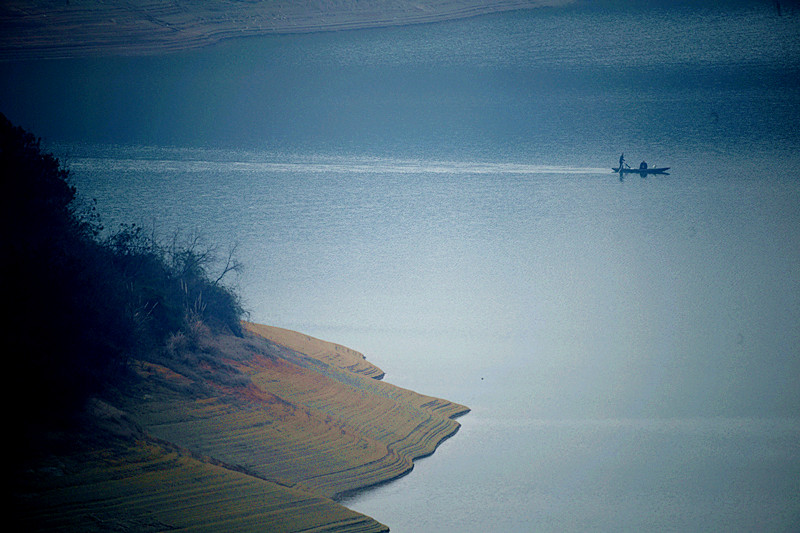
14,322,469,532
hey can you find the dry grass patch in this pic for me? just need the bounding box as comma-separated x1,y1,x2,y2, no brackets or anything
15,438,387,532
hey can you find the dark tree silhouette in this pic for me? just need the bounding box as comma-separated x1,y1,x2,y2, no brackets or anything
1,113,244,441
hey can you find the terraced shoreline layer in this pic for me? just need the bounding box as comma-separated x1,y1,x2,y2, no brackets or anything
15,322,469,532
0,0,571,61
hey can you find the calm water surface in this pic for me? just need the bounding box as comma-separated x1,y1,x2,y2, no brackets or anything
342,417,800,532
3,1,800,530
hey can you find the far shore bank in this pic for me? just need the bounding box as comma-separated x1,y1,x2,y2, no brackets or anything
0,0,572,61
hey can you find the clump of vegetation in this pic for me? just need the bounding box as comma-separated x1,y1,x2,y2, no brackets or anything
0,113,244,434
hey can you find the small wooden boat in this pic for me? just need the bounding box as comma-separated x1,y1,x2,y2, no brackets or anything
612,166,670,175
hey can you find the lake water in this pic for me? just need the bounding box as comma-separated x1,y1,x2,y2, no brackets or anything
2,1,800,530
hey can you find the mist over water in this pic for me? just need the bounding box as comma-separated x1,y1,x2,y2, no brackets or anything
2,0,799,530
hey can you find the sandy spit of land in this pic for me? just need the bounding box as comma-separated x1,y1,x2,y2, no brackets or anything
14,321,469,532
1,0,573,61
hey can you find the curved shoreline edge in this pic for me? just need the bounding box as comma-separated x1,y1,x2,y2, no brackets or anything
15,322,469,532
241,321,471,499
1,0,573,61
334,416,465,504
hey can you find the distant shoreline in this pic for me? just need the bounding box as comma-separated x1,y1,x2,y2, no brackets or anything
0,0,572,61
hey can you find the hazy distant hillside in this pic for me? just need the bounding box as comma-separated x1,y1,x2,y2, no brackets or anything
0,0,569,60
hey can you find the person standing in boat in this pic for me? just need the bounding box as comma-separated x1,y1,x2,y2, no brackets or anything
619,153,625,169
